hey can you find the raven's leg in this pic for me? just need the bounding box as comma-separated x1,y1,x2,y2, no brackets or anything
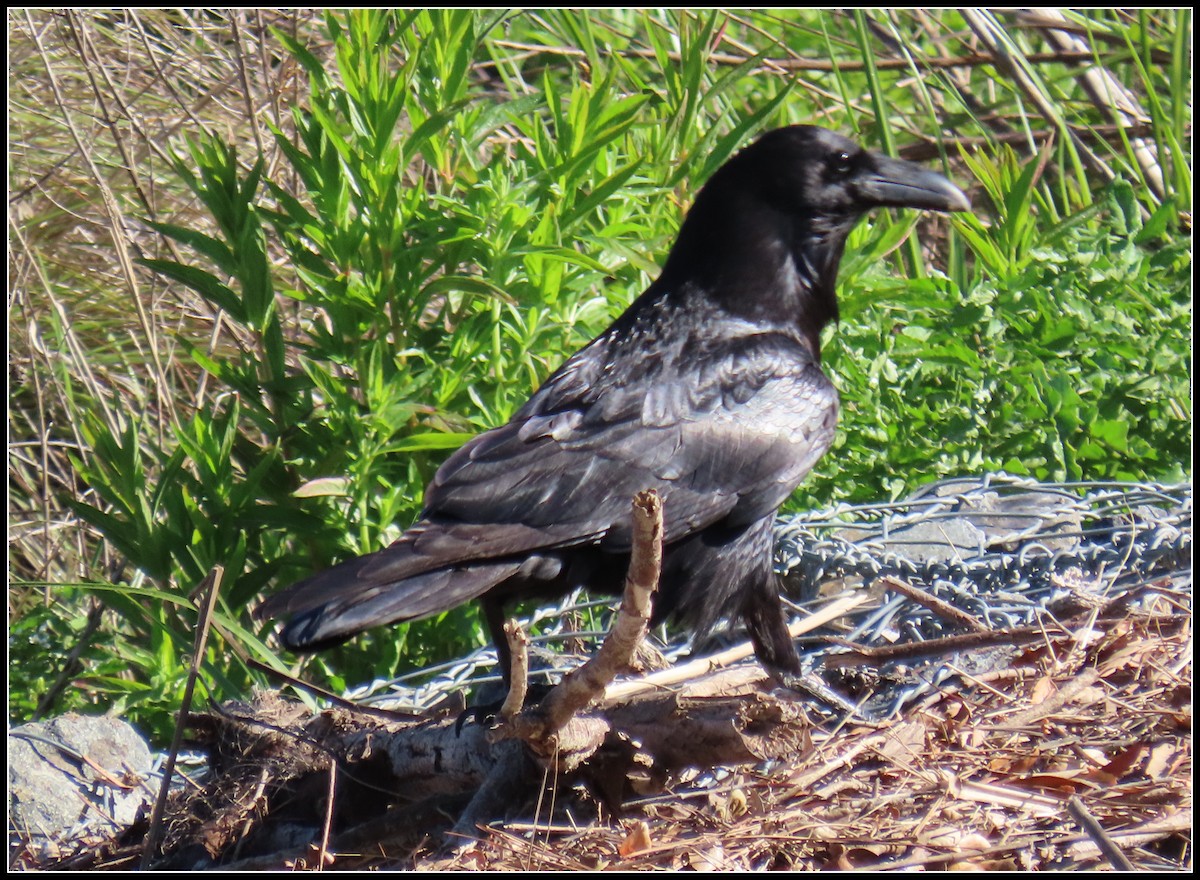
742,574,860,716
454,596,514,734
741,572,803,678
457,590,552,732
670,515,804,678
481,594,512,687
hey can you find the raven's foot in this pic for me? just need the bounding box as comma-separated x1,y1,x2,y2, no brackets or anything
768,663,868,719
453,681,557,735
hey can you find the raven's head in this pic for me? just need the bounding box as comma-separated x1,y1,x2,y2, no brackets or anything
662,125,970,353
743,125,970,221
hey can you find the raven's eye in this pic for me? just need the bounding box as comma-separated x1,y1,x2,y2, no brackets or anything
831,151,855,177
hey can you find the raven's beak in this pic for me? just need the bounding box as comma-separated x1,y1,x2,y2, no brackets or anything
860,154,971,214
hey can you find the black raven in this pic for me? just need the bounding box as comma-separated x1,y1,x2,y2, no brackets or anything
258,125,969,687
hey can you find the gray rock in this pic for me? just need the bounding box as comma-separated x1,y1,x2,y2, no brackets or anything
9,713,154,843
844,478,1087,564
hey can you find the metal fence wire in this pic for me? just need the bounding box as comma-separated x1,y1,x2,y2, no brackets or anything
774,473,1191,717
358,474,1191,718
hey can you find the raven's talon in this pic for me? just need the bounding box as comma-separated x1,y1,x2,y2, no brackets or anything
453,680,559,736
772,667,863,719
454,703,498,736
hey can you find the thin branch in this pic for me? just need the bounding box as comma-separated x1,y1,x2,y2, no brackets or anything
141,565,224,869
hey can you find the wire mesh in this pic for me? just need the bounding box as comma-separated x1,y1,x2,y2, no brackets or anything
352,474,1191,717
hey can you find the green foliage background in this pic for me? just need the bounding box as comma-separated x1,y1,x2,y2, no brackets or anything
9,9,1190,742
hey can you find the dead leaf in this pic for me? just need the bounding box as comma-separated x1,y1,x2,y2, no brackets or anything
922,826,991,851
617,820,652,858
1030,675,1057,705
684,842,727,871
1144,742,1179,780
727,788,748,819
878,720,927,762
1014,773,1090,794
1089,743,1145,784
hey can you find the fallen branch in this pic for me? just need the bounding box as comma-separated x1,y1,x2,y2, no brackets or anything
605,591,868,703
488,489,663,766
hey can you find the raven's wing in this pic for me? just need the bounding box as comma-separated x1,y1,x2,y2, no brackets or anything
424,321,838,547
346,315,839,585
260,315,837,644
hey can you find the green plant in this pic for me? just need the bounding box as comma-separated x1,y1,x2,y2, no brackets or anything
9,9,1189,739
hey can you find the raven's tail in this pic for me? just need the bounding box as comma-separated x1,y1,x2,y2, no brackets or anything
257,554,523,652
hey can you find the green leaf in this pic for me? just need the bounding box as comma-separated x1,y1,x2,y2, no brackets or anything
138,258,244,319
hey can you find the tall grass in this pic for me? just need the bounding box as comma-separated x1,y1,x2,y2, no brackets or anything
9,9,1190,741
